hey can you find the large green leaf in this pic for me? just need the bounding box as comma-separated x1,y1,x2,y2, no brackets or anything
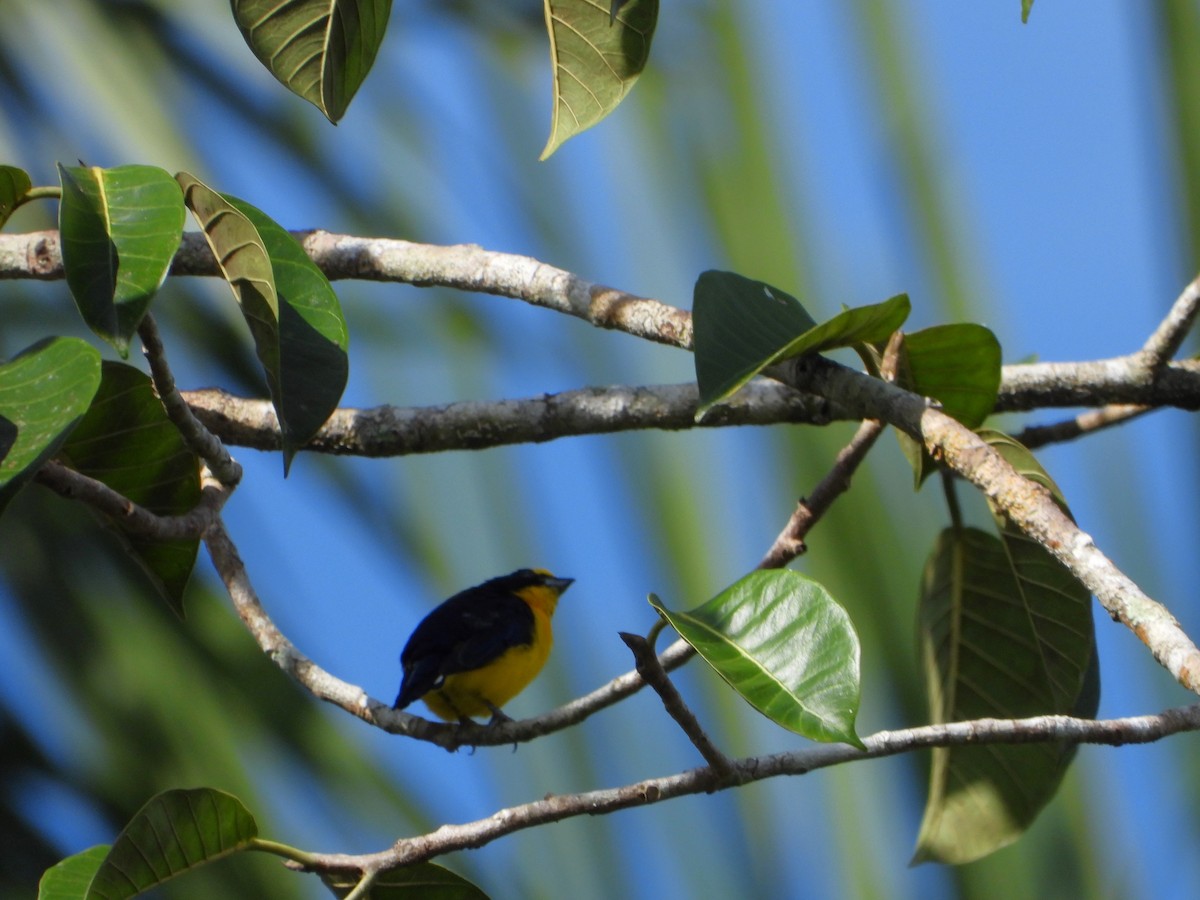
226,196,349,472
61,362,201,615
178,173,347,470
231,0,392,123
0,164,31,228
650,570,863,747
914,524,1096,864
692,270,909,418
980,429,1101,717
0,337,103,514
57,164,185,356
895,323,1002,485
322,862,490,899
37,846,109,900
84,788,258,899
541,0,658,159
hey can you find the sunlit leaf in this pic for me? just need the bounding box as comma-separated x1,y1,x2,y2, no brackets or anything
895,323,1002,485
57,164,185,356
61,362,201,615
0,164,32,228
231,0,392,123
0,337,103,514
322,862,491,899
541,0,658,159
1022,0,1034,23
37,845,109,900
85,788,258,899
650,570,863,747
226,196,349,472
914,521,1096,864
693,270,909,418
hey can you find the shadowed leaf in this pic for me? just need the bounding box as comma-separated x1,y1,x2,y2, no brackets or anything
226,196,349,472
61,362,201,615
177,173,346,471
651,570,864,747
322,862,490,899
231,0,392,123
0,337,103,514
915,519,1096,863
85,788,258,899
693,270,909,418
541,0,658,159
0,164,31,228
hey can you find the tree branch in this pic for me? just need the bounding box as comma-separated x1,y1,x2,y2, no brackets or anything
182,382,835,456
179,353,1200,460
15,228,1198,712
292,703,1200,875
785,355,1200,694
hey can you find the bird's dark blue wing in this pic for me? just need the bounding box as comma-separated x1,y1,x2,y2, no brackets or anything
394,588,536,709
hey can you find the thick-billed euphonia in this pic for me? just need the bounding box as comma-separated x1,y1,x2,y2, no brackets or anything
393,568,574,724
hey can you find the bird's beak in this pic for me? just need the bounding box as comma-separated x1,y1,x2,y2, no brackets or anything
548,576,575,594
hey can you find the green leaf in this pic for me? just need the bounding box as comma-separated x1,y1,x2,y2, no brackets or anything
231,0,392,123
0,337,103,515
57,164,185,356
85,788,258,899
60,362,201,615
650,570,863,747
38,846,109,900
322,862,491,899
903,324,1001,427
541,0,658,159
0,164,32,228
1022,0,1034,23
895,323,1002,485
226,196,349,472
692,270,909,418
914,524,1097,865
979,429,1101,719
179,173,342,472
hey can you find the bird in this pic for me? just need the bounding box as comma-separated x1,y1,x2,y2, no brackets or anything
393,568,574,725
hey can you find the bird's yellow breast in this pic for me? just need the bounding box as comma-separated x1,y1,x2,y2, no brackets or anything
423,608,554,721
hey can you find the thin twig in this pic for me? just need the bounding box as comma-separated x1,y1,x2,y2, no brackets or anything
619,632,734,779
138,313,242,487
756,332,902,570
34,461,228,540
757,418,885,569
1015,404,1151,450
1140,273,1200,368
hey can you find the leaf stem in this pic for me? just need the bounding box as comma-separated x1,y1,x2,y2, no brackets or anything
247,837,323,867
941,469,962,531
